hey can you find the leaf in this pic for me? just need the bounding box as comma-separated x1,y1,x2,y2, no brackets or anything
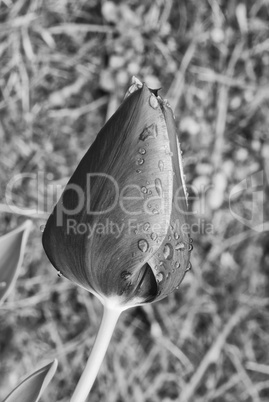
2,359,58,402
0,220,32,302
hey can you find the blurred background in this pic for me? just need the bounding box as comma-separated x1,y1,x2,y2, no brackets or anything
0,0,269,401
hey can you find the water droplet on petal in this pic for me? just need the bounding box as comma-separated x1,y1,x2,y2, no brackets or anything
138,239,149,253
158,160,164,172
175,242,185,251
163,243,173,260
121,271,132,280
151,232,158,241
186,262,192,272
149,94,159,109
141,186,148,194
139,124,158,141
175,261,180,268
40,224,45,232
156,272,164,283
155,178,163,197
139,148,146,155
165,147,173,156
143,222,150,231
188,244,193,252
168,235,171,241
136,158,144,165
136,169,142,173
174,232,179,240
152,209,159,215
57,271,63,278
189,237,193,243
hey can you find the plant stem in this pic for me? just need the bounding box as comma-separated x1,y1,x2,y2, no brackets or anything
70,305,121,402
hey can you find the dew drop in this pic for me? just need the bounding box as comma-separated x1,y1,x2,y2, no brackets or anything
188,244,194,252
156,272,164,283
138,148,146,155
158,160,164,172
138,239,149,253
136,158,144,165
152,209,159,215
186,262,192,272
0,281,7,289
168,235,171,241
174,232,179,240
40,224,45,232
57,271,63,278
139,123,158,141
143,222,150,231
165,147,173,156
163,243,173,260
134,229,138,235
148,203,152,208
155,178,163,197
175,261,180,268
151,232,158,241
141,186,148,194
154,265,158,270
166,272,171,280
121,271,132,280
159,261,164,266
189,237,193,243
175,242,185,251
136,169,142,174
149,94,159,109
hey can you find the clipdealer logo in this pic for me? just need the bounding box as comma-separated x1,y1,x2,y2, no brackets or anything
229,170,265,232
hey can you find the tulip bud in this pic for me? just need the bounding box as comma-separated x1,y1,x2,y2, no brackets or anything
42,77,192,310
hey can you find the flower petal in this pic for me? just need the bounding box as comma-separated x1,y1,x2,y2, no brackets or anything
146,99,192,300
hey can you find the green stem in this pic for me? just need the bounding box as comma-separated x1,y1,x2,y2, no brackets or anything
70,305,121,402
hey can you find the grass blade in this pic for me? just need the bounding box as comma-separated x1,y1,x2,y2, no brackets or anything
2,359,58,402
0,220,32,302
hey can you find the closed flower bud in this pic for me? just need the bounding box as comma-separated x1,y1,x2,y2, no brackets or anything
42,77,192,310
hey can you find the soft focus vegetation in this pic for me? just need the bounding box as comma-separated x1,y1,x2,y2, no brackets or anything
1,0,269,401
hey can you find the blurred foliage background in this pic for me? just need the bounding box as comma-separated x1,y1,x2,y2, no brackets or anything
1,0,269,401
